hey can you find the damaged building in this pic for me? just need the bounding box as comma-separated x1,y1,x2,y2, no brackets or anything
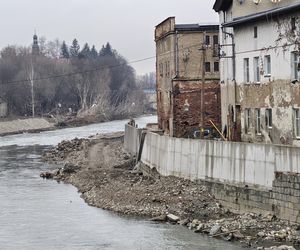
213,0,300,146
155,17,221,138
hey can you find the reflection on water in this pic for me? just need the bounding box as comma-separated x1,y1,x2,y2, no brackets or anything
0,116,242,250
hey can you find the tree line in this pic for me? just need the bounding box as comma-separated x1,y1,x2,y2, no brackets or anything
0,38,148,120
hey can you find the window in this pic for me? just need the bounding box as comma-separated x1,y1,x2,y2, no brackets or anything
214,62,219,72
264,55,271,77
243,58,250,83
291,17,296,32
291,51,299,80
159,63,163,77
213,35,218,45
245,108,251,134
205,36,210,46
254,57,260,83
265,109,272,128
205,62,211,72
255,109,261,135
213,35,219,56
254,26,258,38
294,108,300,138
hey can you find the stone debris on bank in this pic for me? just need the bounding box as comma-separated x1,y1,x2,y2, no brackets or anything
42,133,300,249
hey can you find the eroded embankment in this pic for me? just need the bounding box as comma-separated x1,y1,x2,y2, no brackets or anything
42,133,300,250
0,118,55,136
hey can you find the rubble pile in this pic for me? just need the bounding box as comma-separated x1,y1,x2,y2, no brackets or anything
42,133,300,249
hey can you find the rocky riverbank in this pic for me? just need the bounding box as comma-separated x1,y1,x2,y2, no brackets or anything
42,133,300,249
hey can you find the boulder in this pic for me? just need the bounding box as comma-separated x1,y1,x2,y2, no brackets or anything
150,215,167,222
167,214,180,223
209,224,221,236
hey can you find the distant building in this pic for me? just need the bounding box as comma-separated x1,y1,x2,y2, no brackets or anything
155,17,221,138
213,0,300,145
0,98,8,118
32,33,40,56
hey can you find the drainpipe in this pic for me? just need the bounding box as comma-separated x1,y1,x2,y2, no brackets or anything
221,25,237,124
170,30,179,137
175,30,179,78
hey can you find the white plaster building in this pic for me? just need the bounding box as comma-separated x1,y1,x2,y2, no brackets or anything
213,0,300,146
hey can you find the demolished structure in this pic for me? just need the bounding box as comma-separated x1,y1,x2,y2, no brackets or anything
155,17,221,138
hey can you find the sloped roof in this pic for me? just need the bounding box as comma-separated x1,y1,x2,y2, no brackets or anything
223,2,300,27
175,24,219,32
213,0,233,12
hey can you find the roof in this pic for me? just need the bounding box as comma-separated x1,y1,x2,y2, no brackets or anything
213,0,232,12
175,24,219,32
223,2,300,27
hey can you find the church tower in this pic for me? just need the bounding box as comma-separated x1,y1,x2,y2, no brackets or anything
32,33,40,56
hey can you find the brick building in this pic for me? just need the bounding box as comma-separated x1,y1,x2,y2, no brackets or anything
155,17,221,138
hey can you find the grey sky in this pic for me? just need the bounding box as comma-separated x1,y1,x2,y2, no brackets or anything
1,0,218,74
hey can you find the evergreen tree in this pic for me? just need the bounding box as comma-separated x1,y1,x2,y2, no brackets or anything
79,43,90,59
90,45,98,59
99,42,114,57
69,39,80,58
60,41,69,59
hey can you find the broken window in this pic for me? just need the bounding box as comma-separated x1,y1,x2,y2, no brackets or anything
205,62,211,72
245,108,251,134
253,57,260,83
243,58,250,83
291,51,299,80
294,108,300,138
264,55,271,77
214,62,219,72
265,108,272,128
255,108,261,135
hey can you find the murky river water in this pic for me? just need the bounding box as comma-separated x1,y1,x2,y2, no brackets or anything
0,116,242,250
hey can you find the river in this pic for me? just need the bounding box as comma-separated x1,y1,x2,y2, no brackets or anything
0,116,242,250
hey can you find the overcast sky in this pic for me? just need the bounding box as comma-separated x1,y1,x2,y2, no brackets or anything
1,0,218,74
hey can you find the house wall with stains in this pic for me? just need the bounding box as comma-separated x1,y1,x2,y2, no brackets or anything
234,12,300,146
231,0,297,20
155,17,221,137
155,17,176,135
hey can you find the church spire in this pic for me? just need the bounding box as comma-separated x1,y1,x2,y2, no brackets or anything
32,31,40,56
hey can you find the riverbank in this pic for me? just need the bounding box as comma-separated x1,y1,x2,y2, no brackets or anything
42,133,300,249
0,117,55,136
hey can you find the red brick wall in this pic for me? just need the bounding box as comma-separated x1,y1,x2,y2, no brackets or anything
173,81,221,138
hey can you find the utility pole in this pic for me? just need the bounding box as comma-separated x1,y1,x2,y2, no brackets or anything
200,32,207,139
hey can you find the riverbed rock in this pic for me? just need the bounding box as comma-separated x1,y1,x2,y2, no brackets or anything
61,163,80,174
150,215,167,222
209,224,221,236
167,214,180,223
40,172,54,179
265,246,296,250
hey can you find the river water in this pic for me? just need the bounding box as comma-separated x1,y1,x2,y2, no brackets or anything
0,116,242,250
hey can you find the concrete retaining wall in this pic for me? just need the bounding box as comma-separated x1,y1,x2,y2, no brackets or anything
125,126,300,222
124,124,145,155
0,118,54,136
0,103,7,118
140,132,300,188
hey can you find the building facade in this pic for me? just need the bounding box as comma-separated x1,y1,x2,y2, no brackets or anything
155,17,221,138
214,0,300,146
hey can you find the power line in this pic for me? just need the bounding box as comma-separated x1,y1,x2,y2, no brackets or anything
0,42,213,86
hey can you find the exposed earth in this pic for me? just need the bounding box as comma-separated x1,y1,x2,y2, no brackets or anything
42,132,300,249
